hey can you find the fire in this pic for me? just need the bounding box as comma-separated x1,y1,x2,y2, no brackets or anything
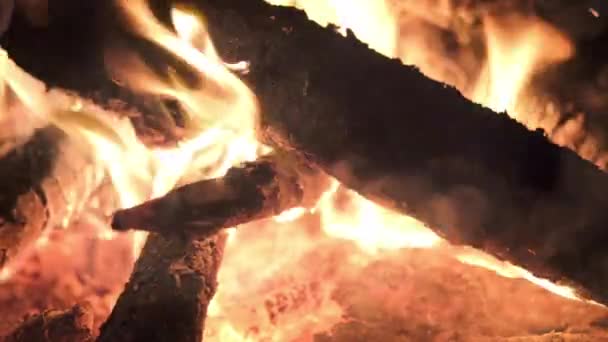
266,0,397,57
0,0,259,297
472,14,574,115
317,181,441,254
0,0,604,339
253,0,585,295
455,248,580,301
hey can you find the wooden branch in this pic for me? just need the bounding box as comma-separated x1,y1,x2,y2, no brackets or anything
112,152,328,237
177,0,608,304
3,305,94,342
97,232,226,342
0,125,104,270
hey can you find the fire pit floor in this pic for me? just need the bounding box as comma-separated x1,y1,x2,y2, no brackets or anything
1,218,607,341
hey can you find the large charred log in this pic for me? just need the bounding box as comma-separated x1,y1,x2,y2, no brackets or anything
112,152,327,237
97,232,226,342
0,125,103,270
162,0,608,304
2,305,94,342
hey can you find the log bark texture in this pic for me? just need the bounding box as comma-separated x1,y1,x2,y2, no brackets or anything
177,0,608,304
97,232,226,342
112,152,327,237
0,125,103,270
2,305,94,342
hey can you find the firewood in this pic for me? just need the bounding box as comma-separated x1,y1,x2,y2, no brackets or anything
97,232,226,342
111,152,328,237
4,0,608,304
2,305,94,342
0,125,104,270
167,0,608,304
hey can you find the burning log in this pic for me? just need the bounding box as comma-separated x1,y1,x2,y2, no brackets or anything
97,232,226,342
3,305,94,342
111,152,327,237
0,125,103,270
167,0,608,303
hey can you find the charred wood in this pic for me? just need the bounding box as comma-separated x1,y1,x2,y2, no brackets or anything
97,232,226,342
1,1,194,147
2,305,94,342
171,0,608,304
112,152,327,237
0,125,103,270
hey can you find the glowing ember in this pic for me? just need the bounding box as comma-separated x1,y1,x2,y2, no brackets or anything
590,8,600,18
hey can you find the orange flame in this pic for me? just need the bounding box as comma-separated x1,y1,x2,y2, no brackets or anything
317,181,441,254
0,0,261,282
267,0,397,57
105,0,263,258
472,14,574,115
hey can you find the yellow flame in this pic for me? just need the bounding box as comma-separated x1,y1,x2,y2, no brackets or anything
318,181,441,254
0,0,261,280
106,1,261,204
455,248,580,301
171,8,202,44
472,14,574,115
273,207,308,223
107,2,262,258
266,0,397,57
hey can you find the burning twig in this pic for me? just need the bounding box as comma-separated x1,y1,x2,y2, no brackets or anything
2,305,94,342
112,152,328,237
97,232,226,342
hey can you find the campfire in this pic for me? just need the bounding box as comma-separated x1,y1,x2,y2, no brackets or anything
1,0,608,340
